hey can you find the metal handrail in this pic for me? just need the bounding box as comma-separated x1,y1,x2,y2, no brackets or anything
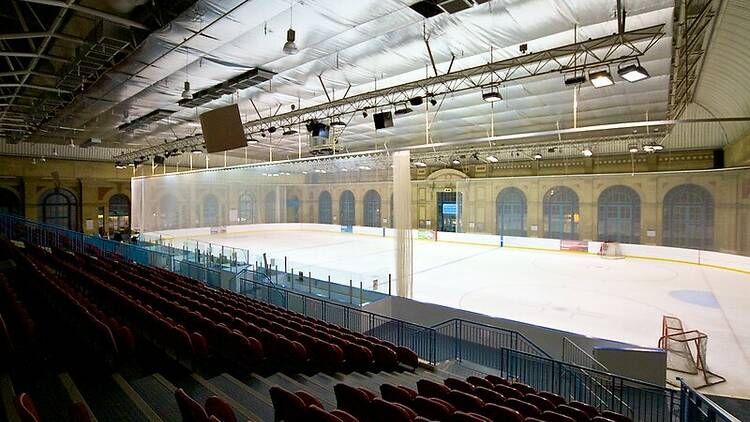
679,378,740,422
431,318,551,358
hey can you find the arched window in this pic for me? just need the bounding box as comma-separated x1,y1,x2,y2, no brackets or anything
364,190,382,227
203,194,219,226
264,191,277,223
108,194,130,230
598,186,640,243
543,186,579,240
319,191,332,224
496,187,527,237
0,188,21,215
663,184,714,250
160,194,179,229
287,195,300,223
238,192,256,223
40,189,77,230
339,190,355,226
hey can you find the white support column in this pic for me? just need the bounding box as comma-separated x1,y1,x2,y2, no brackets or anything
393,151,413,298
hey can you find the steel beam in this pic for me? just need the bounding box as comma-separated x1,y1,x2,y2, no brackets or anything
115,24,666,162
0,32,85,44
22,0,149,30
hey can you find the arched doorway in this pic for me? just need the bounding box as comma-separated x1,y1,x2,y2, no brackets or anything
287,195,300,223
496,187,527,237
40,189,78,230
264,191,277,223
203,194,219,226
108,193,130,231
160,194,179,229
0,188,21,215
339,190,355,226
363,190,381,227
598,186,640,243
319,191,332,224
543,186,579,240
663,184,714,249
238,192,256,223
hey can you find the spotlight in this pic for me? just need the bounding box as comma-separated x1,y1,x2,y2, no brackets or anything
581,148,593,157
589,68,614,88
246,136,259,144
267,126,277,134
451,158,461,165
283,28,298,55
429,98,438,106
481,86,502,102
618,59,649,83
330,120,346,127
564,74,587,86
413,160,427,168
394,104,413,115
486,155,498,163
181,81,192,99
282,128,297,136
409,96,423,106
362,110,368,118
533,153,542,160
628,144,639,153
115,162,127,169
191,147,202,154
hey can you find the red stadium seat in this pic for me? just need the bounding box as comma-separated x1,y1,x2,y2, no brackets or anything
554,405,589,422
444,378,474,394
524,394,555,412
465,376,493,390
372,343,399,371
539,410,576,422
448,411,492,422
484,374,510,387
334,383,374,422
493,384,524,400
510,382,536,395
479,403,523,422
417,379,451,400
472,386,505,406
16,393,41,422
205,396,237,422
175,388,210,422
412,396,454,421
396,346,419,368
371,398,418,422
503,398,541,418
537,392,566,407
601,410,632,422
269,386,307,422
69,401,94,422
568,401,599,419
381,383,417,406
447,390,484,414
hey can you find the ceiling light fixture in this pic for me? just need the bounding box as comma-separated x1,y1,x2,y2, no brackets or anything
452,158,461,165
533,153,543,160
628,144,639,153
181,81,192,100
282,128,297,136
330,120,346,127
182,44,192,99
246,136,259,144
486,155,498,163
115,162,127,169
413,160,427,168
618,59,650,83
581,148,593,157
589,67,614,88
394,104,413,115
282,1,298,55
481,86,502,102
191,147,202,154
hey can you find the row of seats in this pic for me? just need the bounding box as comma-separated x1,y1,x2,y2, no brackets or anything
9,243,134,369
87,252,418,374
270,372,633,422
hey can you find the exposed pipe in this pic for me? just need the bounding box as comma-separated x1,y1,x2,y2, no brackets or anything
0,83,71,94
0,32,84,43
0,52,69,63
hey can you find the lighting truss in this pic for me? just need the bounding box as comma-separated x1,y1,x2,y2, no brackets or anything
668,0,716,118
115,24,665,162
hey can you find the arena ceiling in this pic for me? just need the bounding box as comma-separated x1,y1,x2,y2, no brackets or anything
0,0,744,165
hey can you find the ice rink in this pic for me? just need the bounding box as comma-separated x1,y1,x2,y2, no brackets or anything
168,229,750,397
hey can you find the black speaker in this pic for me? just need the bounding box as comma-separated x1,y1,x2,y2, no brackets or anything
373,111,393,130
713,149,724,169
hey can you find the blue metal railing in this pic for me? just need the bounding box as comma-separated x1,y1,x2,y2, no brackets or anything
1,214,738,422
679,379,741,422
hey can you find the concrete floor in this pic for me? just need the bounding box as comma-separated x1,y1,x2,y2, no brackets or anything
162,229,750,398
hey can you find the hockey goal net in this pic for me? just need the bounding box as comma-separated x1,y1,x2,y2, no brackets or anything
658,316,726,389
598,241,624,259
